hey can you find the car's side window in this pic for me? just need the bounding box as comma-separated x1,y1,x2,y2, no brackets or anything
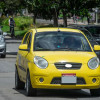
27,33,32,49
86,27,94,34
23,33,29,44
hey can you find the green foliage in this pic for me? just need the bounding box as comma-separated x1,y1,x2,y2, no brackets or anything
2,16,33,30
0,1,5,12
1,16,33,36
1,25,9,32
2,18,9,25
1,0,100,33
15,30,27,36
14,16,33,30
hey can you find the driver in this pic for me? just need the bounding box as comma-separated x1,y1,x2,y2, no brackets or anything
63,36,76,49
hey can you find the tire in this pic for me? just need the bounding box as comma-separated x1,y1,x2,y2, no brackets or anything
1,54,6,58
90,89,100,96
15,67,25,89
26,72,37,96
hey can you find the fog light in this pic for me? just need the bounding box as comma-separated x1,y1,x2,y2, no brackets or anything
39,78,44,82
92,78,96,83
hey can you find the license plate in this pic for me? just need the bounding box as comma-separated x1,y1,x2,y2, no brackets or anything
61,73,77,84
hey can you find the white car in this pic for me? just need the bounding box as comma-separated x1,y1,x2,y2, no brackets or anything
0,26,6,58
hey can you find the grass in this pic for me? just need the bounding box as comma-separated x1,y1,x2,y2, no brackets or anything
2,25,10,33
1,25,28,36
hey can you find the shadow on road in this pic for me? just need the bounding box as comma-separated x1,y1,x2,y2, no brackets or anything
6,52,17,55
5,56,16,59
13,88,93,98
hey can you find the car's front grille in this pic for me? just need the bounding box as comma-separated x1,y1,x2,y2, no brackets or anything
54,62,82,70
51,77,86,85
0,49,4,52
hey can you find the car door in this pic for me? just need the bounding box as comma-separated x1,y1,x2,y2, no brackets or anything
18,32,30,81
22,32,32,81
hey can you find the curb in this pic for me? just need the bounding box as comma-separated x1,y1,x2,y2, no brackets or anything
6,42,21,44
6,52,17,55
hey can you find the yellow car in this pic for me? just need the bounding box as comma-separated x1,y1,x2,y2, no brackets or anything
15,28,100,96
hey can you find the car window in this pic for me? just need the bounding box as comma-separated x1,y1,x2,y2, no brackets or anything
85,27,94,34
93,27,100,37
81,30,93,41
27,33,32,49
85,26,100,37
23,32,30,44
34,32,92,52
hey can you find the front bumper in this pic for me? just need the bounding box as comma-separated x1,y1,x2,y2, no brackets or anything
29,63,100,89
0,44,6,54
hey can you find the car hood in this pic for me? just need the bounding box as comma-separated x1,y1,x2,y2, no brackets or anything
34,51,96,64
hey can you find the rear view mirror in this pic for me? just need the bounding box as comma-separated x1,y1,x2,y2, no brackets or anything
94,45,100,51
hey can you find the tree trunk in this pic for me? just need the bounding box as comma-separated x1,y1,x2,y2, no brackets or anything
53,8,58,27
25,8,28,16
87,16,90,25
63,11,67,27
33,13,37,25
81,16,84,23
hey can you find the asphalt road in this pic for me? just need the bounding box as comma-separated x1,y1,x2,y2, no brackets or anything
0,36,100,100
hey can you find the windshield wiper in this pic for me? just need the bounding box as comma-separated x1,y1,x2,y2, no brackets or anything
52,48,90,51
52,47,73,51
36,48,52,51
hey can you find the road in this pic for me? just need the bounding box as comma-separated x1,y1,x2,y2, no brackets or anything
0,36,100,100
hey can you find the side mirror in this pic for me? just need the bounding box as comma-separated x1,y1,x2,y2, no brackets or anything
19,44,29,51
94,45,100,51
3,32,7,36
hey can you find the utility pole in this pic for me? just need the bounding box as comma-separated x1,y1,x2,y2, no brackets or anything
93,8,98,25
95,8,98,25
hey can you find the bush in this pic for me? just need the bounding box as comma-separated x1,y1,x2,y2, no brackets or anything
2,18,9,26
1,16,33,36
15,30,27,36
1,25,9,32
2,16,33,29
14,16,32,28
19,23,30,30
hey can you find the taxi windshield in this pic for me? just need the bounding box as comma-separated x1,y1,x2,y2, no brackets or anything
34,31,92,51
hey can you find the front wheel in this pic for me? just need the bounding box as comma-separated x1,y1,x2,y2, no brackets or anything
26,72,37,96
15,67,25,89
90,89,100,96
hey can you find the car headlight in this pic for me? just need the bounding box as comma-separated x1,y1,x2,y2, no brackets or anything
88,57,99,69
34,56,48,69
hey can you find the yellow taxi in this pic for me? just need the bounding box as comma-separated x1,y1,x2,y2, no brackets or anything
15,28,100,96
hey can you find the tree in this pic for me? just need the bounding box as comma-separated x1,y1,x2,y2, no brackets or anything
0,0,21,15
2,0,100,26
22,0,59,26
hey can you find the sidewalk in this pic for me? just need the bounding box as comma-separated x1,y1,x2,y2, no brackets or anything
36,18,100,26
5,35,22,44
5,35,21,55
